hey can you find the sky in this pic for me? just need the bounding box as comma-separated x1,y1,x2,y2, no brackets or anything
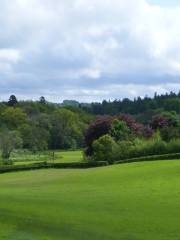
149,0,180,6
0,0,180,102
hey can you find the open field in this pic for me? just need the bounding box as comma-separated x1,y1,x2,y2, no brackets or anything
10,150,83,165
1,160,180,239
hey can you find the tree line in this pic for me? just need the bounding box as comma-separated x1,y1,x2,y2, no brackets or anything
0,95,93,161
80,91,180,123
0,92,179,163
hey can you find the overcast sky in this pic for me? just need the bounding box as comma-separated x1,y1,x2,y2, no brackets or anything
0,0,180,102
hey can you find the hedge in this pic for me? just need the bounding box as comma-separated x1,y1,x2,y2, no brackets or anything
1,153,180,174
0,161,109,174
115,153,180,165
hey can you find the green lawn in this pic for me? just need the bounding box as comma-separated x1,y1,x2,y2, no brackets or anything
12,150,83,165
1,160,180,239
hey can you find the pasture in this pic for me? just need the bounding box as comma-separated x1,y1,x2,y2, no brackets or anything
0,160,180,239
10,150,83,165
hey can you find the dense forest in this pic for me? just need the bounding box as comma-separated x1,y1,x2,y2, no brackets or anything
80,91,180,123
0,92,179,162
0,95,93,159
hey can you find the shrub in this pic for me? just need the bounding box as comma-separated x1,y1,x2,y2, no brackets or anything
113,140,133,161
111,133,180,161
92,135,117,163
89,128,180,164
138,133,167,156
160,127,180,142
2,159,13,165
166,139,180,153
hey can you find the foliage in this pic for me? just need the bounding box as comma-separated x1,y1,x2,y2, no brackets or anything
112,140,133,161
150,115,169,130
0,159,108,174
87,130,180,163
0,130,22,160
85,116,113,155
0,93,179,162
160,126,180,142
19,124,50,152
115,153,180,164
92,135,117,163
8,95,18,107
162,111,180,127
0,97,91,156
1,107,27,129
117,114,154,138
85,114,154,156
114,133,180,161
50,108,85,150
110,119,130,141
81,91,180,117
39,96,46,104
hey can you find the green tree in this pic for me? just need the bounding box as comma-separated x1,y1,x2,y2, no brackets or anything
0,130,22,161
110,119,130,141
162,111,180,127
1,108,27,129
39,96,46,104
92,135,117,163
19,124,49,152
8,95,18,107
50,109,84,149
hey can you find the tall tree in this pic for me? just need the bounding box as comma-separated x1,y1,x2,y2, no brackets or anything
39,96,46,104
1,108,27,129
8,95,18,106
0,130,22,161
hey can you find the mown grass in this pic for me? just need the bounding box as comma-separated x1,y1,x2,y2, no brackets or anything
11,150,83,165
1,160,180,239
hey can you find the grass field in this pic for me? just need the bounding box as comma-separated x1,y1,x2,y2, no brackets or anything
11,150,83,165
1,160,180,239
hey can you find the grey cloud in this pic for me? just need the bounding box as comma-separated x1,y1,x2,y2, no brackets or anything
0,0,180,102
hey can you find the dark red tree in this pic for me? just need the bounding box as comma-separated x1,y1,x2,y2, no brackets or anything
150,115,169,130
117,114,153,138
85,116,113,155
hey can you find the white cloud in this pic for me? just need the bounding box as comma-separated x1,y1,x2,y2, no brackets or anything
0,0,179,101
0,49,21,63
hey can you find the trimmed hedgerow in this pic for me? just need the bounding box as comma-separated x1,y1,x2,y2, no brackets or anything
115,153,180,165
0,161,109,174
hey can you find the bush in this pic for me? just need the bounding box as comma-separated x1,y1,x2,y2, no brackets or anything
160,127,180,142
106,133,180,162
92,135,117,163
113,140,133,161
137,133,167,156
2,159,13,165
166,139,180,153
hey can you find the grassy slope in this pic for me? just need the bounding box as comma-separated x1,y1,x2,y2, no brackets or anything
0,160,180,239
